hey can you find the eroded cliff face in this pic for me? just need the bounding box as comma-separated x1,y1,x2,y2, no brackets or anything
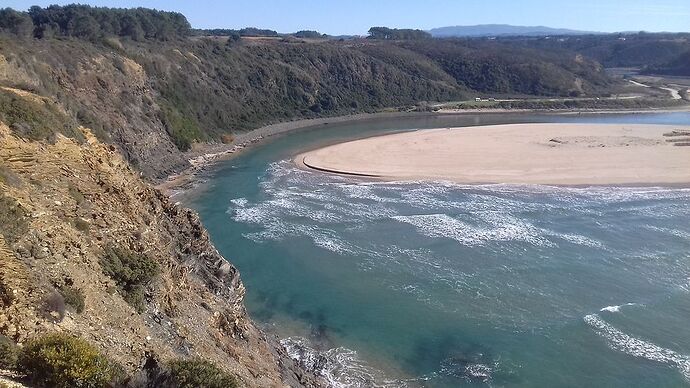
0,39,190,179
0,115,322,387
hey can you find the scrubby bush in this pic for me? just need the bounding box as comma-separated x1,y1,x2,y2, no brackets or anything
0,280,14,308
0,334,19,370
158,358,238,388
44,291,66,322
100,246,159,313
67,184,86,205
17,333,116,388
72,218,90,233
59,285,85,314
0,88,82,142
0,166,21,187
159,103,203,151
0,194,28,243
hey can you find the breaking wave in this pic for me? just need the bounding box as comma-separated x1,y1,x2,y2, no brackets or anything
584,314,690,381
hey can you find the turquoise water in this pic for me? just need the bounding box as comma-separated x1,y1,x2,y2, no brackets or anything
188,113,690,387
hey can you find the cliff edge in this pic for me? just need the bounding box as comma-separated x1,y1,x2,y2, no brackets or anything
0,110,322,386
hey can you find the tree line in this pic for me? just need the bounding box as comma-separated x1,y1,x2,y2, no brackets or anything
192,27,279,37
368,27,431,40
0,5,190,40
192,28,327,39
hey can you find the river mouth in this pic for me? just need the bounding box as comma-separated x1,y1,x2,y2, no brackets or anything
187,112,690,387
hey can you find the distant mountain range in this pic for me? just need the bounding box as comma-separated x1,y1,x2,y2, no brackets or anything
428,24,600,38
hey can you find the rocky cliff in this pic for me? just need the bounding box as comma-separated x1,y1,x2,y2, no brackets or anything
0,94,322,386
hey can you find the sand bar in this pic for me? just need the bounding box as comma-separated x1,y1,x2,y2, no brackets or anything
298,123,690,185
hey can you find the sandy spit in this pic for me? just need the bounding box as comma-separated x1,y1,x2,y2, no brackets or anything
298,123,690,186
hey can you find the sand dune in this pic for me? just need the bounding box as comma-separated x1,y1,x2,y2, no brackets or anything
298,123,690,185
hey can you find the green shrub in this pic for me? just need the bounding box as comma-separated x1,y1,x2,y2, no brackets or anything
100,246,159,313
0,279,14,308
43,291,66,322
162,358,238,388
67,184,86,205
17,333,116,388
0,88,82,142
159,103,203,151
59,285,85,314
0,334,19,370
121,284,146,312
72,218,90,233
75,109,110,143
0,194,28,243
0,166,21,187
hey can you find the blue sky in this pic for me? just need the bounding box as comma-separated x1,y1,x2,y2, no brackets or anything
5,0,690,35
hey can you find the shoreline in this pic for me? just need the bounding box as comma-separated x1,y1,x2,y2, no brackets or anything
156,106,690,196
297,123,690,186
156,111,434,196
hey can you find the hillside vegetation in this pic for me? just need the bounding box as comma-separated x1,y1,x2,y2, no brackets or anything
644,51,690,76
503,33,690,68
0,5,616,179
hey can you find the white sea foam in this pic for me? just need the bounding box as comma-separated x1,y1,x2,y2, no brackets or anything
281,337,407,388
391,213,550,247
416,357,496,384
549,232,604,248
310,232,353,254
233,161,690,255
232,205,273,224
229,197,248,207
464,363,493,382
645,225,690,240
338,184,400,204
584,314,690,381
599,303,639,313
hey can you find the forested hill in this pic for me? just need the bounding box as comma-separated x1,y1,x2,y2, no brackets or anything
503,33,690,68
0,5,613,179
643,51,690,76
0,5,190,40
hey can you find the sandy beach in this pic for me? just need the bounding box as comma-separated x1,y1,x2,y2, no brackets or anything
157,108,690,196
298,123,690,185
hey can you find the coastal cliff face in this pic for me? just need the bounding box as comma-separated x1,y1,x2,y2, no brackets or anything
0,38,189,180
0,109,322,386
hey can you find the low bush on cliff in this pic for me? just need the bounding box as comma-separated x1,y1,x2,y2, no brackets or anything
0,166,21,187
157,358,239,388
59,285,85,314
0,88,82,142
100,246,159,313
0,194,28,244
17,333,117,388
0,280,13,308
159,103,203,151
43,291,66,322
0,334,19,369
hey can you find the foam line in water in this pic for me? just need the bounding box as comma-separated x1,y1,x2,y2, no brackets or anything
584,314,690,381
599,303,640,313
391,213,551,247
